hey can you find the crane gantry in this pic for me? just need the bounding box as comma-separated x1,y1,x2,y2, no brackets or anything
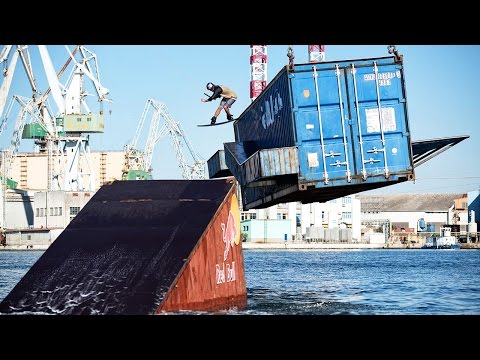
123,98,207,181
0,45,111,192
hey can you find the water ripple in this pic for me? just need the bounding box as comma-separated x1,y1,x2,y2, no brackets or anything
1,249,479,315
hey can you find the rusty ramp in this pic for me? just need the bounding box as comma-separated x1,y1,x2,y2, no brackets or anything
0,179,246,315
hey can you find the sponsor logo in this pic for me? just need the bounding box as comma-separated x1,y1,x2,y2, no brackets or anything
215,194,241,285
260,92,284,130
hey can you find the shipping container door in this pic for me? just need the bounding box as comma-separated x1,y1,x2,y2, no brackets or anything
291,65,353,184
346,60,412,181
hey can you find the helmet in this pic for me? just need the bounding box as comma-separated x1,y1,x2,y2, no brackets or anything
206,82,214,90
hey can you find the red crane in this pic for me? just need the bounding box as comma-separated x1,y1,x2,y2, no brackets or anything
308,45,325,63
249,45,325,102
249,45,267,102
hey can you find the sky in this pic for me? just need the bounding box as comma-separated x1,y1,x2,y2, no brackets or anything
1,45,479,195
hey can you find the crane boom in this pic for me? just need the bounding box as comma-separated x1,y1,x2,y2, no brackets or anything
17,45,38,95
123,99,206,180
0,46,13,64
155,101,206,180
38,45,65,115
0,48,19,120
65,45,110,102
2,96,33,178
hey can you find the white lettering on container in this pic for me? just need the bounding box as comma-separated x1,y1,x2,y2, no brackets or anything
363,71,400,86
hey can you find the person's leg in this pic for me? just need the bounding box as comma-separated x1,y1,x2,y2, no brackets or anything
211,100,226,124
224,98,236,120
211,106,223,124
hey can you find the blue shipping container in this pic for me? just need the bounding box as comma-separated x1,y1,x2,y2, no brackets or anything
225,55,415,210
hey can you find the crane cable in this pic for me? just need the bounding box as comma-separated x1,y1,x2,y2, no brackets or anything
287,46,295,71
387,45,403,63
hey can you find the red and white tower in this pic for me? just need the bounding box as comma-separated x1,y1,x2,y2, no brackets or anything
250,45,267,102
308,45,325,63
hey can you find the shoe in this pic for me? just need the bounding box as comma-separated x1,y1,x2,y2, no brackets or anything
210,116,216,125
227,114,234,121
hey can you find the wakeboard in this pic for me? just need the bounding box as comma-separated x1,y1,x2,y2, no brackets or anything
198,118,236,127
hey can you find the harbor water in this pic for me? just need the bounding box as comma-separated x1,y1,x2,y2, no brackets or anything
1,249,479,315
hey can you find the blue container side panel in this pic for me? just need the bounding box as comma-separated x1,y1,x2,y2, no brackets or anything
258,147,299,178
234,68,295,149
224,142,247,185
290,56,413,187
290,64,353,183
207,150,231,178
347,60,412,177
225,142,299,186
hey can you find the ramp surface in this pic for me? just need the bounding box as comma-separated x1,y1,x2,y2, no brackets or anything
0,179,237,315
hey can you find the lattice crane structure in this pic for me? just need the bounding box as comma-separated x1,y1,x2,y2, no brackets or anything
123,99,207,181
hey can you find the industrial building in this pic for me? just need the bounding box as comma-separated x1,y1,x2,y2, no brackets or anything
240,197,361,243
2,146,479,249
9,151,125,191
357,190,479,245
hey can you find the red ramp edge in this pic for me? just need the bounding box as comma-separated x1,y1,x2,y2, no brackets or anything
157,181,246,313
0,178,246,315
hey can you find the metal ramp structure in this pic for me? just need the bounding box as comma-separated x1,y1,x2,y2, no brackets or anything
0,178,246,315
411,135,469,168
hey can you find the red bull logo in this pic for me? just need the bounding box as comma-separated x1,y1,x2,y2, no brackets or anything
215,194,241,285
222,211,237,261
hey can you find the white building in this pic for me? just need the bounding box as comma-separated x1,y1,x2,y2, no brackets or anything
34,191,94,229
241,195,362,243
1,188,35,229
356,192,480,243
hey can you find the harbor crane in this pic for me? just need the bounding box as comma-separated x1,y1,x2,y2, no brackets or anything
0,45,111,192
0,45,42,190
123,98,207,181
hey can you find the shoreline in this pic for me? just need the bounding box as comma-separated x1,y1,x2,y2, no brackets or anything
1,243,478,251
241,242,480,250
242,242,386,250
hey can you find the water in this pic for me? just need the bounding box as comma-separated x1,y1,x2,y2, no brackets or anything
1,249,479,315
243,249,480,315
0,251,44,303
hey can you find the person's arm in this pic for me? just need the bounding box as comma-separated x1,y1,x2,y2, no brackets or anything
201,86,223,102
208,86,223,101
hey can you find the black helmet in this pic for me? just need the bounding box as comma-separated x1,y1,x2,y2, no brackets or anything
206,82,214,90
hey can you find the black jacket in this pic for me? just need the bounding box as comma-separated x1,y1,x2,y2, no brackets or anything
207,85,223,101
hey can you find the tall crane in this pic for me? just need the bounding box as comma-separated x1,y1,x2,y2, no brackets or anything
250,45,325,103
0,45,40,120
308,45,326,63
123,99,207,181
36,45,110,191
250,45,267,102
1,45,110,192
0,45,42,191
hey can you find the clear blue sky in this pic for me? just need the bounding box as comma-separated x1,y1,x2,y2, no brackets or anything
2,45,480,195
